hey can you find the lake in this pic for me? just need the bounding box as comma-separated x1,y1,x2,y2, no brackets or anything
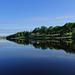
0,39,75,75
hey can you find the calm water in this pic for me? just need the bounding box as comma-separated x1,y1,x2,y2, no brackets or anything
0,39,75,75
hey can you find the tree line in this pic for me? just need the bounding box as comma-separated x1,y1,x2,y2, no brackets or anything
6,22,75,39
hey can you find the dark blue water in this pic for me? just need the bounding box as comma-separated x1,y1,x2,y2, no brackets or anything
0,39,75,75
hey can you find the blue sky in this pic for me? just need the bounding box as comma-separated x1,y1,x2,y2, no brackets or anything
0,0,75,36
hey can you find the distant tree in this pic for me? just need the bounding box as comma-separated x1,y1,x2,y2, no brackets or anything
63,23,74,32
53,26,62,33
25,31,30,38
72,28,75,38
48,26,54,34
40,26,47,34
33,28,40,33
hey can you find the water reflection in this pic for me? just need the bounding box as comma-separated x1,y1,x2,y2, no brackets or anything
7,39,75,53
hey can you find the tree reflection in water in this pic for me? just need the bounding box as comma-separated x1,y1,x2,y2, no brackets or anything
7,39,75,53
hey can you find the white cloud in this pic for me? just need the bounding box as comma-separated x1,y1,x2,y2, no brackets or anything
0,15,75,24
55,15,75,19
17,15,75,23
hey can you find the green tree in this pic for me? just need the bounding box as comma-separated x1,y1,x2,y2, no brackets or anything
48,26,54,34
33,28,40,33
72,28,75,38
40,26,47,34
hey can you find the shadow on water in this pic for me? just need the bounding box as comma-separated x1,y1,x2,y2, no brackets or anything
7,39,75,53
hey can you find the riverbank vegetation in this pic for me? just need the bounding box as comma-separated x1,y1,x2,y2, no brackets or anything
6,23,75,40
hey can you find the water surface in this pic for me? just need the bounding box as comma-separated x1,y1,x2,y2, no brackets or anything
0,39,75,75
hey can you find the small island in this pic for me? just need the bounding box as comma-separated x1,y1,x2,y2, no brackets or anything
6,22,75,40
0,37,6,39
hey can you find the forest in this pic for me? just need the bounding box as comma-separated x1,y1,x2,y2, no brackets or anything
6,23,75,40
